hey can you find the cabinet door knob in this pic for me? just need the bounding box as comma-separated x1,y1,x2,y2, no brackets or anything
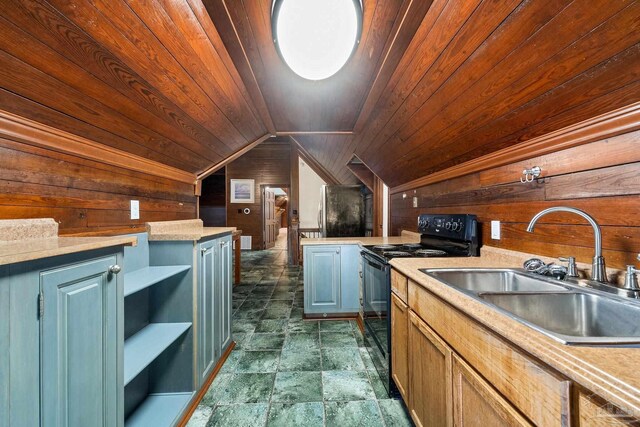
201,247,207,255
336,249,340,254
108,265,121,274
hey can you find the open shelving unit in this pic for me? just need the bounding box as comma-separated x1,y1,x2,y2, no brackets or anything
124,265,191,297
123,233,195,427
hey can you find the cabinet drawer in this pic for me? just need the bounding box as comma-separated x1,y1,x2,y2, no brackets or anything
390,269,408,303
408,281,571,426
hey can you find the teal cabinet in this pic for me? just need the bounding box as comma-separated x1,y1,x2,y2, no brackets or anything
0,264,41,427
198,238,217,385
197,234,233,387
41,255,121,427
304,245,342,314
218,235,232,353
303,244,361,315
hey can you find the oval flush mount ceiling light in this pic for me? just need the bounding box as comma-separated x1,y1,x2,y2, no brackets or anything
272,0,363,81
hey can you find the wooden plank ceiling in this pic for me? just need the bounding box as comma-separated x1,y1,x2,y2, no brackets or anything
0,0,638,189
0,0,270,175
205,0,640,188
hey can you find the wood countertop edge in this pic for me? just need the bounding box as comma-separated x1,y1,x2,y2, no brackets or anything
0,235,137,266
390,258,640,418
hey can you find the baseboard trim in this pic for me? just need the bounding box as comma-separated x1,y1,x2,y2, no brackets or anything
303,312,359,320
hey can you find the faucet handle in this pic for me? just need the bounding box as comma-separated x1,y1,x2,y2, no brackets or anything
523,258,545,272
623,265,640,291
558,256,578,278
623,255,640,291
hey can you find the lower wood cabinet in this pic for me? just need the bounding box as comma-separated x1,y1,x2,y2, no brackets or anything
577,390,640,426
41,255,121,427
391,269,640,427
408,310,452,427
390,293,409,402
452,353,532,426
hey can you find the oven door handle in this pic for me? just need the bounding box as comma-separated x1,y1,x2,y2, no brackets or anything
361,251,389,271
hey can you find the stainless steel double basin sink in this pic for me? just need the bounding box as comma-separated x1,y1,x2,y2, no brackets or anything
420,269,640,346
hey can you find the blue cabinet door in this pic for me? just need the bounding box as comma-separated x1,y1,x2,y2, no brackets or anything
304,246,341,314
198,238,217,386
40,255,119,427
218,235,232,353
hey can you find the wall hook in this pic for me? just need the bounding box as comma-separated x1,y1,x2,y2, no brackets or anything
520,166,541,183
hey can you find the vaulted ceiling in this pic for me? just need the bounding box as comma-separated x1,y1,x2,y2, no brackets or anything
1,0,638,189
205,0,640,187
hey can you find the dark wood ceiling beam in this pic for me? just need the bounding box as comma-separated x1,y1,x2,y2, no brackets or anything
290,137,341,185
196,133,272,181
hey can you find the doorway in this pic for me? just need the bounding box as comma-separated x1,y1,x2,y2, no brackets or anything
262,185,289,250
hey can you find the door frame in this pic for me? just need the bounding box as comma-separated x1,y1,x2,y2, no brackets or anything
261,184,289,250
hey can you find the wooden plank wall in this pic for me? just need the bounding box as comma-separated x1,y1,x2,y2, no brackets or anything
0,138,196,235
390,130,640,269
226,141,291,249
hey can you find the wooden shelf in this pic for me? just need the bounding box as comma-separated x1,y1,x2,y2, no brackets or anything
124,323,191,385
124,265,191,297
125,392,193,427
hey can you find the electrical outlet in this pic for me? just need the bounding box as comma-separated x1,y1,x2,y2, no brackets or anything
412,196,418,208
130,200,140,220
491,220,501,240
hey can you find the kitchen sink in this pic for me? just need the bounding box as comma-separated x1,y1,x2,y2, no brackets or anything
421,268,571,293
421,268,640,345
480,292,640,345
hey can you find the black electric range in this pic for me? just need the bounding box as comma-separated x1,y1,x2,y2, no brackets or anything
361,214,479,397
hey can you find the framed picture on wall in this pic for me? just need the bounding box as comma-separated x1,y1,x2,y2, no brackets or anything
230,179,255,203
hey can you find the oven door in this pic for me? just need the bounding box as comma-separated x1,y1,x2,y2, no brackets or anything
360,250,396,396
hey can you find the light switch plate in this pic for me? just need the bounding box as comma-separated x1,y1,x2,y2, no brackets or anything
130,200,140,220
491,220,500,240
412,196,418,208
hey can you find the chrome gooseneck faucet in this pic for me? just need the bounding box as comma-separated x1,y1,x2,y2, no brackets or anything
527,206,607,283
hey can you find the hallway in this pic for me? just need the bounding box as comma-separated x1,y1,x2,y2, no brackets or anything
186,244,412,426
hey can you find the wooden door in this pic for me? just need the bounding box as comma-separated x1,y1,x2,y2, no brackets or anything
391,293,409,402
198,239,216,386
41,256,119,427
218,235,232,353
263,188,276,249
304,246,341,313
452,353,533,427
408,310,452,427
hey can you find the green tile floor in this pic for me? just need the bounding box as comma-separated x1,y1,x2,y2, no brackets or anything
186,243,414,427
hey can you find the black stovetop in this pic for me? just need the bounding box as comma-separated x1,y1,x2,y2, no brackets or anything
363,213,479,261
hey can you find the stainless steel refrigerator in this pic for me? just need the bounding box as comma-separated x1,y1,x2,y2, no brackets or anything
318,185,366,237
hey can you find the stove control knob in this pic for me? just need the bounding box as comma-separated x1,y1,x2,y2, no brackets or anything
451,222,459,232
445,221,452,230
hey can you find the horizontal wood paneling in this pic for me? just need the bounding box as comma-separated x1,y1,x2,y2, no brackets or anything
226,140,291,249
391,131,640,269
0,140,196,234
